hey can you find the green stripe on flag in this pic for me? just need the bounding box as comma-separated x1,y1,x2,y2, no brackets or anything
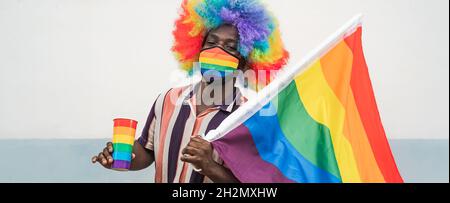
274,82,341,179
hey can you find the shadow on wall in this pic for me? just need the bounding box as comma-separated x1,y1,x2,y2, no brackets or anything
0,139,447,183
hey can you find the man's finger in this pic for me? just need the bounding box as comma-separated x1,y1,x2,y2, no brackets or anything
190,137,208,145
190,135,204,141
180,154,200,163
103,148,113,164
106,142,113,153
182,146,201,156
98,153,107,165
187,140,203,148
91,156,98,163
132,153,136,160
191,134,202,139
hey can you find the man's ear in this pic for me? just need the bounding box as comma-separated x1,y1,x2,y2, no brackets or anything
201,29,212,48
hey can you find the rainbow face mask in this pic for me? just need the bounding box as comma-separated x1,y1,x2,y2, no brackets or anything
198,47,240,78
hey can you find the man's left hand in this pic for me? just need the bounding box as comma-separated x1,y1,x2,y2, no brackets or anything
181,135,216,175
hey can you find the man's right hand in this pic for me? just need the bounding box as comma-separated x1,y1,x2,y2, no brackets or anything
91,142,135,169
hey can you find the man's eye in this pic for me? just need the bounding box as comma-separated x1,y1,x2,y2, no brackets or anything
226,45,237,51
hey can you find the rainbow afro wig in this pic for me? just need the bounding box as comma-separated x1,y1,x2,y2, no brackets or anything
172,0,289,76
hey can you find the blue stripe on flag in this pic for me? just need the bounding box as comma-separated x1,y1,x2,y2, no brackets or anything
243,102,342,183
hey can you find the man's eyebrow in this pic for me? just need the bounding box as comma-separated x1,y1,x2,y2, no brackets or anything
209,33,238,43
207,33,219,40
225,38,238,43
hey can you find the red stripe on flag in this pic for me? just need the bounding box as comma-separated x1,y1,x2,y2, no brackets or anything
345,27,403,183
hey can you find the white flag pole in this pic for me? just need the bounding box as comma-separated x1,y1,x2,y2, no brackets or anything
205,14,364,142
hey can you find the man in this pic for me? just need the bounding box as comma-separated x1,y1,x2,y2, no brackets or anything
92,0,289,183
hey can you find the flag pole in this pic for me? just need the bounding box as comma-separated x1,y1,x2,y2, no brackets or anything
205,14,364,142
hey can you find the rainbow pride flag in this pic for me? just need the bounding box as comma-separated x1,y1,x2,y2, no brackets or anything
207,17,403,183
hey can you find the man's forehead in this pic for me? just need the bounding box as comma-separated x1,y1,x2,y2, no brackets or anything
208,25,239,40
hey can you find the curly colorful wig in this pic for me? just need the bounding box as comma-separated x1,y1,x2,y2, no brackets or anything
172,0,289,75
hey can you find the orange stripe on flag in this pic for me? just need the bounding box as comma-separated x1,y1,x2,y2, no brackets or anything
345,27,403,183
320,40,385,182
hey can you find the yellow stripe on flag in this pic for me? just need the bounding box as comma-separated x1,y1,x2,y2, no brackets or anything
295,60,362,183
320,41,385,182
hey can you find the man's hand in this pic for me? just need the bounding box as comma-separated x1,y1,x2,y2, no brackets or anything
91,142,135,169
180,135,216,175
180,135,240,183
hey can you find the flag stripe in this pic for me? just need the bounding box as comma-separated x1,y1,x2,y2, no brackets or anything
295,61,361,182
243,103,342,183
320,40,385,182
212,125,295,183
274,82,341,179
345,28,403,182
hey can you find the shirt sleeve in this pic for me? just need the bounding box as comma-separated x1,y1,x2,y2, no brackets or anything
137,96,159,152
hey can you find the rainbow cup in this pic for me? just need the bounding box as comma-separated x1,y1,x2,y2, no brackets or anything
112,118,138,171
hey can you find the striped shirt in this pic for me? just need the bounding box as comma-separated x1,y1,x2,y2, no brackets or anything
138,82,248,183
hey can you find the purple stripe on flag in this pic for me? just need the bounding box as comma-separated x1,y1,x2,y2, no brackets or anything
112,160,131,170
212,124,294,183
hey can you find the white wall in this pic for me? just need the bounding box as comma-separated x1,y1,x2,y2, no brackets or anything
0,0,448,139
